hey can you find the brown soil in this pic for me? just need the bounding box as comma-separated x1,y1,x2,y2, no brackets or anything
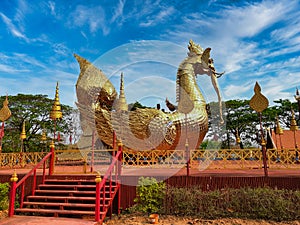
103,213,300,225
0,210,7,220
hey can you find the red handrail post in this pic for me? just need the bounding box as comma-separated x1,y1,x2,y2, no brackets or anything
117,183,121,215
32,170,37,196
8,170,18,217
49,141,55,176
95,173,102,222
42,161,46,184
117,141,123,176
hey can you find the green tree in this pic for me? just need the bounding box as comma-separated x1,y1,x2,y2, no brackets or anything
128,101,149,111
207,99,299,148
0,94,76,152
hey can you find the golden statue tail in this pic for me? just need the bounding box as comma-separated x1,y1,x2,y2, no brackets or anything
74,54,117,110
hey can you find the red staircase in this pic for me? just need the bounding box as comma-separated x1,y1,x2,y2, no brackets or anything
15,175,120,220
9,145,123,225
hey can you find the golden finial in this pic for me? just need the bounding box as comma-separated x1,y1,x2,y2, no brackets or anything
20,120,26,140
115,73,128,111
0,95,12,122
249,82,269,113
185,138,189,148
50,82,63,120
95,171,102,183
261,137,266,146
117,139,123,147
236,129,241,144
290,108,298,131
41,129,47,141
10,169,18,182
49,140,55,148
275,116,284,135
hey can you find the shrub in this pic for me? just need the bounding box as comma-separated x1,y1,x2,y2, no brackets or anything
0,182,9,210
132,177,166,214
164,186,300,221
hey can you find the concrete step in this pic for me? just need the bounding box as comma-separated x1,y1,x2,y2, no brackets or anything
15,208,105,217
27,195,112,202
22,201,109,208
34,189,116,196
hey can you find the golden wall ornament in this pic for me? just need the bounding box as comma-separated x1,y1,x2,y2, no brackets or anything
249,82,269,113
75,40,224,152
0,95,11,122
0,95,11,153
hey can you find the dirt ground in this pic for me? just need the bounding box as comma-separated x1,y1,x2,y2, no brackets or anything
103,213,300,225
1,211,300,225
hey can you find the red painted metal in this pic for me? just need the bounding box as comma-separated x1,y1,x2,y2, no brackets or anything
95,181,100,221
32,170,36,195
8,177,17,217
259,112,268,177
8,152,52,217
94,150,122,223
49,145,55,176
42,161,46,184
117,183,121,215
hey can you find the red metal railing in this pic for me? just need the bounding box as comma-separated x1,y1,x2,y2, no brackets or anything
8,151,53,217
95,143,122,223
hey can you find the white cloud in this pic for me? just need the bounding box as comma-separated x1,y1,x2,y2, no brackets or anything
139,6,176,27
48,1,56,17
68,5,109,35
110,0,126,24
0,12,29,42
161,0,298,78
223,82,253,100
0,64,29,73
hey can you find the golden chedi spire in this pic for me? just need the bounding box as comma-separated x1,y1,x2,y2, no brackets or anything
115,73,128,112
290,108,298,131
20,120,26,140
50,82,63,120
275,116,283,135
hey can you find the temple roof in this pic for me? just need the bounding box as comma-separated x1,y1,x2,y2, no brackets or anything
268,128,300,149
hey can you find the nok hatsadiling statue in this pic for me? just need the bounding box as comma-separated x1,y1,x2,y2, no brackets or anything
75,40,224,152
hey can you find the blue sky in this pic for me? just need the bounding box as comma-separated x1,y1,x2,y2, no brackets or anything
0,0,300,109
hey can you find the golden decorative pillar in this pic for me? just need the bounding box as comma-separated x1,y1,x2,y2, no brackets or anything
275,116,284,149
236,129,241,147
41,129,47,152
20,120,26,153
49,82,62,175
290,108,299,162
294,88,300,120
249,82,269,177
50,82,63,120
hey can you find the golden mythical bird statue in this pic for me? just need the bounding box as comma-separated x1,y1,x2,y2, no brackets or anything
75,40,224,152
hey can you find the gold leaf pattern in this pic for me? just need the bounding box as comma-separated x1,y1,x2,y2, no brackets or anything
249,82,269,113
